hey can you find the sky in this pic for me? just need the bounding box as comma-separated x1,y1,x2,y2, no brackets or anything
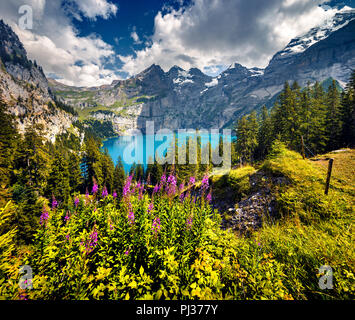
0,0,354,87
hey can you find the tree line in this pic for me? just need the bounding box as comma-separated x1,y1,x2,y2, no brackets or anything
235,71,355,164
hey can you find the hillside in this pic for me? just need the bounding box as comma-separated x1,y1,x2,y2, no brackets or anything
1,143,353,300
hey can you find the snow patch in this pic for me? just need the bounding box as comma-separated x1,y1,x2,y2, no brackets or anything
205,78,218,87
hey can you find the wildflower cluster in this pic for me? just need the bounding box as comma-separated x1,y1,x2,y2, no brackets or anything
128,211,135,225
152,217,161,236
123,175,133,197
92,183,98,194
40,208,49,226
83,228,98,254
102,187,108,198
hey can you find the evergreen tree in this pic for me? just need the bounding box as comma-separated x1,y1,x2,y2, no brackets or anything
100,149,115,193
341,70,355,146
236,112,259,164
326,80,342,150
0,97,18,205
15,124,50,193
150,155,163,186
68,152,82,193
46,149,70,204
84,137,103,189
256,106,273,159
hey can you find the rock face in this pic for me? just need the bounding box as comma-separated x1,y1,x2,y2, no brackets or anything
220,171,289,235
47,9,354,134
0,20,74,142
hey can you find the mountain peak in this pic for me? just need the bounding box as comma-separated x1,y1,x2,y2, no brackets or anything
272,8,355,62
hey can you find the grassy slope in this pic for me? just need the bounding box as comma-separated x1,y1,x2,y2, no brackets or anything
213,144,354,299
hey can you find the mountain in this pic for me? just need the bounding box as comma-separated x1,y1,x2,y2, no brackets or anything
48,9,355,134
0,20,75,141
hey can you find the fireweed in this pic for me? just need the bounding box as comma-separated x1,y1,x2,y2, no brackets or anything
92,183,98,195
102,187,108,198
18,177,228,300
151,217,161,236
39,208,49,226
52,196,58,209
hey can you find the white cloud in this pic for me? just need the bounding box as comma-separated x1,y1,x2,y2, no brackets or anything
119,0,343,76
0,0,120,87
130,31,141,44
69,0,118,20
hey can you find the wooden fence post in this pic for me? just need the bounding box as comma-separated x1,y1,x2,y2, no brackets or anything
325,158,334,195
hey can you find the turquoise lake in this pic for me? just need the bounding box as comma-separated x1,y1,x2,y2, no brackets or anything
102,133,234,173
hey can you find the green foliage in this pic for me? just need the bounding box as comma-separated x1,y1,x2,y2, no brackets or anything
0,144,354,300
236,72,355,165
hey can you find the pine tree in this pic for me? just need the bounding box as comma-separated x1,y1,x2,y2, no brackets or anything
326,80,342,150
100,149,115,193
84,137,103,189
256,106,273,159
68,152,82,193
15,124,50,193
235,112,259,164
0,97,19,205
150,155,163,186
46,149,71,204
341,70,355,146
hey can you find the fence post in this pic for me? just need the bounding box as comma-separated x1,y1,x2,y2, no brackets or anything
324,158,334,195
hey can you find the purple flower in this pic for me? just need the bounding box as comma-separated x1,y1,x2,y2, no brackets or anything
40,208,49,226
186,216,193,230
74,197,79,207
102,186,108,198
167,175,177,186
147,203,154,214
65,234,70,241
128,211,135,225
109,224,114,231
201,175,209,191
179,193,185,202
179,183,185,191
160,174,167,184
85,229,98,254
52,197,58,209
166,175,177,196
64,212,70,223
152,217,161,235
92,183,98,194
112,191,117,198
206,192,212,202
153,184,159,194
124,248,131,255
123,175,133,197
189,176,196,185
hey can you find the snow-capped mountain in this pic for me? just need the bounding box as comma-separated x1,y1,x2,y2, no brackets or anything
45,8,355,132
272,8,355,62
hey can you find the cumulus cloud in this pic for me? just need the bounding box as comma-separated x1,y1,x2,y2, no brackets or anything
0,0,119,87
70,0,118,20
119,0,344,76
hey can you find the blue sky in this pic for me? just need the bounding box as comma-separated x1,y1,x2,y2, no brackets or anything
0,0,353,87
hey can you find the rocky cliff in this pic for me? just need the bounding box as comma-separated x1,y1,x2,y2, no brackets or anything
0,20,75,142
